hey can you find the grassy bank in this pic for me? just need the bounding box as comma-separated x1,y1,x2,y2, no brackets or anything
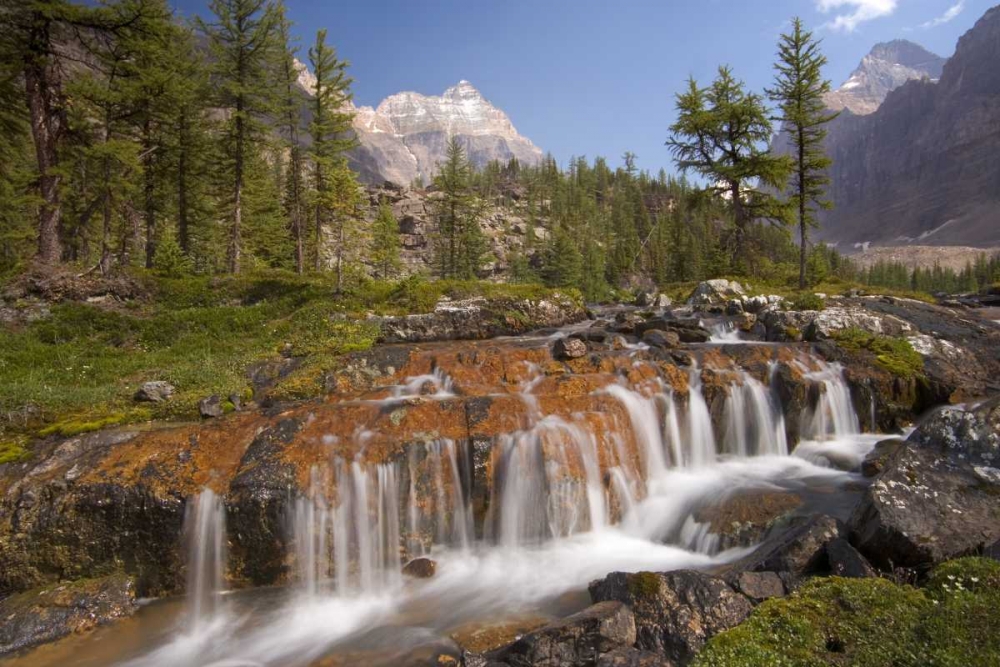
0,269,577,447
696,558,1000,666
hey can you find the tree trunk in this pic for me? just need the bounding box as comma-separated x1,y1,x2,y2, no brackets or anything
730,180,745,263
797,128,807,290
177,112,189,253
230,111,243,274
143,115,157,269
23,33,64,265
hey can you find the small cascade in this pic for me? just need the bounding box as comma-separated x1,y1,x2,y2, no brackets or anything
684,364,717,467
678,515,720,554
428,439,473,550
605,384,669,479
488,416,608,548
292,460,402,596
392,366,455,399
723,373,788,457
801,361,860,440
708,321,743,343
184,489,226,630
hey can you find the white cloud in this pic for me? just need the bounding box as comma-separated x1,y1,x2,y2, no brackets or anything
919,0,965,28
816,0,899,32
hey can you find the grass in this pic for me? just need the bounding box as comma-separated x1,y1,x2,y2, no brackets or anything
0,269,576,447
830,328,925,379
695,558,1000,667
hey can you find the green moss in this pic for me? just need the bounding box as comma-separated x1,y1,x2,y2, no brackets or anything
627,571,662,599
831,328,924,379
784,326,802,340
0,439,31,464
696,558,1000,667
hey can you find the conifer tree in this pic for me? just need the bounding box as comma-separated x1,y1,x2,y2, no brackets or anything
767,17,838,289
308,28,357,281
434,137,486,279
371,201,402,279
274,3,306,273
199,0,279,274
666,67,792,266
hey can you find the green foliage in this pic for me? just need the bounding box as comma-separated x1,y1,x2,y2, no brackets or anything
666,66,792,265
371,202,402,279
0,439,31,465
831,328,925,378
435,137,488,279
696,559,1000,666
543,225,584,289
153,225,191,277
786,292,825,311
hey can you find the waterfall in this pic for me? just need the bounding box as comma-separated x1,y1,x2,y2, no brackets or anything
605,384,669,479
723,373,788,457
489,416,608,547
801,361,860,440
184,489,226,630
292,461,402,596
392,366,454,398
685,365,717,467
429,439,473,550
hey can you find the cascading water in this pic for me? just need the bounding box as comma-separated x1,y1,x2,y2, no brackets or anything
71,333,881,667
184,489,227,631
800,360,860,440
723,372,788,457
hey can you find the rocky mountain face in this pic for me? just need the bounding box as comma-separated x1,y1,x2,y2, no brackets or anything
348,81,543,185
815,7,1000,248
824,40,946,115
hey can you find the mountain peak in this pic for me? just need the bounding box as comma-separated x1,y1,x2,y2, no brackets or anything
824,39,946,115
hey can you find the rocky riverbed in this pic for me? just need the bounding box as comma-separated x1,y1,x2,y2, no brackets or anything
1,280,998,665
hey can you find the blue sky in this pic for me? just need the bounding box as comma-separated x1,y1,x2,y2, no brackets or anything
173,0,992,175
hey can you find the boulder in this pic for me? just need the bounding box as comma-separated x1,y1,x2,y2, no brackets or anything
849,399,1000,570
635,318,711,344
588,570,752,665
641,330,680,350
692,490,802,550
199,395,223,419
134,380,174,403
488,600,636,667
729,514,846,577
402,557,437,579
613,312,646,335
725,571,786,603
826,538,877,578
687,280,746,307
803,306,913,342
861,438,906,477
0,574,136,656
553,337,588,360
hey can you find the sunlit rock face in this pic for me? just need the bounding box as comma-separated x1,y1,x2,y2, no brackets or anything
823,40,946,116
349,80,543,185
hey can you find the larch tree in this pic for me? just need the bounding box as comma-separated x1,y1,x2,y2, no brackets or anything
308,28,357,280
666,67,792,267
371,201,402,279
274,2,306,273
199,0,279,274
434,136,487,279
767,17,839,289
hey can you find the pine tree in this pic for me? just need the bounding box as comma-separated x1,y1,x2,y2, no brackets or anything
274,3,306,273
153,223,191,277
434,137,485,279
767,17,839,289
666,67,792,267
370,201,402,279
308,28,357,282
543,225,583,288
199,0,279,274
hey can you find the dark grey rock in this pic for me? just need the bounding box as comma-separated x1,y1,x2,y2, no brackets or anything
198,395,223,419
730,514,845,577
641,329,680,349
726,570,785,602
554,337,588,360
402,557,436,578
861,438,906,477
588,570,752,665
489,600,636,667
826,538,877,578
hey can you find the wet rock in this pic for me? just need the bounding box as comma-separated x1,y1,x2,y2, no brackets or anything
596,648,676,667
553,337,588,360
861,438,906,477
613,312,646,335
724,299,744,316
199,395,223,419
134,380,175,402
402,557,437,578
687,280,746,307
730,514,845,577
488,600,636,667
588,570,752,665
849,398,1000,571
725,571,786,603
692,490,802,550
0,573,136,656
572,329,612,344
641,330,680,350
826,538,877,578
635,318,710,344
